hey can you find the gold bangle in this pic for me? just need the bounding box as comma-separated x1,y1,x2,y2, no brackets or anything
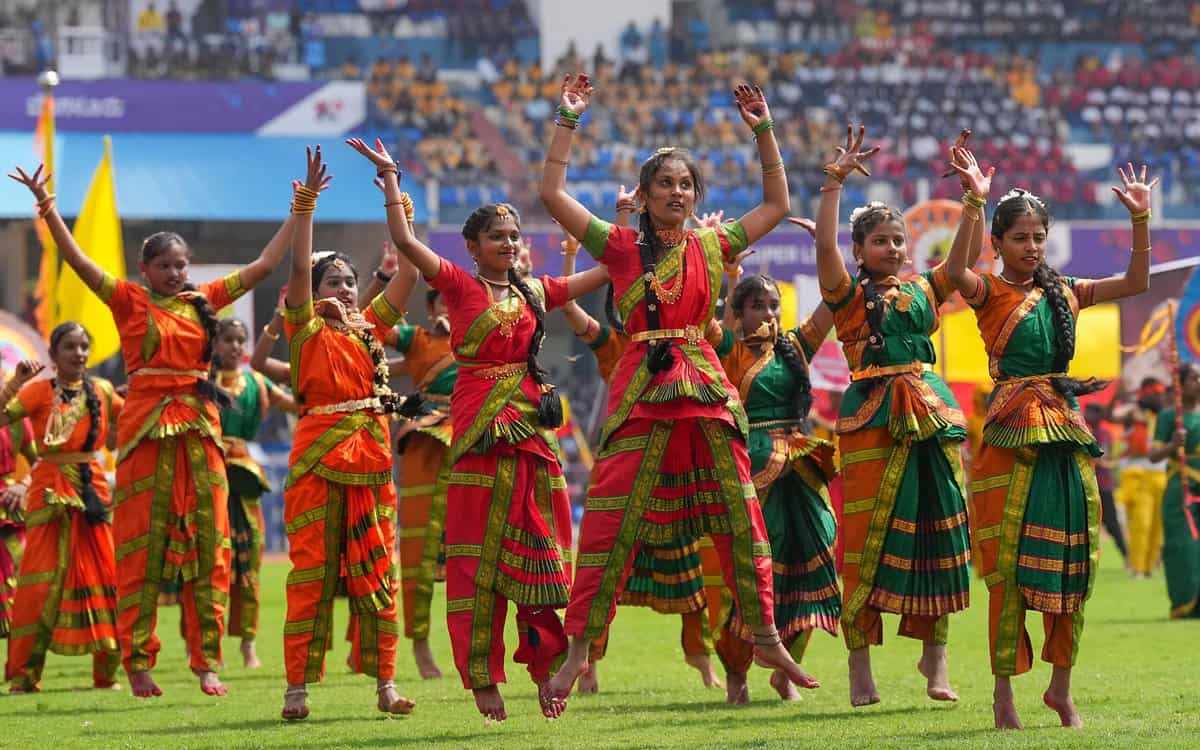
961,206,981,222
261,325,280,340
547,157,569,166
1131,246,1152,254
962,191,986,208
821,165,847,184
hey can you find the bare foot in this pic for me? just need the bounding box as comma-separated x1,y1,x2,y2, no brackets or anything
917,643,957,702
197,670,227,696
241,640,262,669
754,637,819,689
93,680,122,691
473,685,507,722
377,680,415,715
770,669,801,701
725,670,749,705
847,648,880,707
577,662,599,694
1043,691,1083,728
281,685,309,721
8,685,39,694
993,700,1023,729
412,639,442,680
129,670,162,698
684,653,723,689
542,657,588,717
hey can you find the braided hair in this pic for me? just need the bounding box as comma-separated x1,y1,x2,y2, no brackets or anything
463,204,562,427
49,323,107,525
850,202,905,367
141,232,231,409
992,190,1104,397
731,275,815,427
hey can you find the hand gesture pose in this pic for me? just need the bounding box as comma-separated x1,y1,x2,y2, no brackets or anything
694,210,725,229
346,137,398,172
7,164,51,201
379,242,400,277
559,73,594,118
825,125,880,182
11,359,46,386
733,84,771,131
949,147,995,199
1111,163,1159,215
946,129,972,188
0,481,26,513
616,184,639,215
786,217,816,238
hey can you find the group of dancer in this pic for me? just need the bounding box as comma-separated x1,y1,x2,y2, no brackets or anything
0,72,1181,731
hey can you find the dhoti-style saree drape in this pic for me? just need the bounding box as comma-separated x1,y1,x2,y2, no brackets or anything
98,272,247,675
823,265,971,651
426,259,573,690
389,324,456,642
965,273,1101,675
282,294,404,686
565,218,777,645
710,318,841,671
4,378,122,690
1153,409,1200,619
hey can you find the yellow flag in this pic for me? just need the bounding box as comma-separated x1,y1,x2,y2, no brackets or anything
32,93,56,336
56,136,124,365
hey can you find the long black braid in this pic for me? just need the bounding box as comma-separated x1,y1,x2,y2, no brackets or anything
731,275,815,427
49,323,107,525
603,283,626,335
992,192,1105,397
463,203,562,428
140,232,232,409
849,203,904,366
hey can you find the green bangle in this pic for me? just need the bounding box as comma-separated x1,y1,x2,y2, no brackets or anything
962,192,986,208
752,118,774,136
555,105,581,122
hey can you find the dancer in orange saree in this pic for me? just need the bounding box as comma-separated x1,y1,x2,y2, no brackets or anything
279,147,419,720
8,161,295,698
540,75,816,713
945,150,1155,728
350,133,609,721
2,326,122,692
559,224,723,693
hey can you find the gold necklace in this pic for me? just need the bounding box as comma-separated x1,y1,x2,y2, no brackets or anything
656,228,689,248
217,369,246,397
44,381,85,447
476,273,512,288
482,280,524,337
645,263,684,305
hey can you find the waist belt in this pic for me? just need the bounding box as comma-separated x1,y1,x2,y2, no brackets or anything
994,371,1068,384
305,397,383,416
460,362,528,380
747,419,801,431
130,367,209,379
42,452,94,465
630,325,703,345
850,362,932,382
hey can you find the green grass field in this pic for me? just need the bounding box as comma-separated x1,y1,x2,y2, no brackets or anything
1,541,1196,749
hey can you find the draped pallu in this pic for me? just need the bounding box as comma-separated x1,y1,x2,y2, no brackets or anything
4,379,122,689
390,324,456,641
710,319,842,672
1152,409,1200,619
0,420,33,640
219,369,285,642
580,323,720,662
566,218,775,644
426,259,573,690
282,295,403,685
99,272,245,675
966,273,1101,675
824,266,971,650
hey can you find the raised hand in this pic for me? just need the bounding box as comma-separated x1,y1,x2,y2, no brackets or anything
944,129,972,187
826,125,880,181
379,242,400,276
12,359,45,384
0,481,26,512
1112,163,1158,215
346,137,398,172
694,210,725,229
7,164,51,200
616,184,639,214
559,73,594,117
303,145,332,192
786,216,817,237
733,84,771,130
723,248,755,278
949,147,994,198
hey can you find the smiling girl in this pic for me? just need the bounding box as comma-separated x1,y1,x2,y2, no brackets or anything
946,151,1154,729
1,325,122,693
9,159,296,698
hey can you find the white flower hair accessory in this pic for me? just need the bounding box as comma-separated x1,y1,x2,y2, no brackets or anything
849,201,889,227
997,188,1045,208
311,250,336,266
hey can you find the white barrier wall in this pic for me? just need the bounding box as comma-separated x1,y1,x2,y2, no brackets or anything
532,0,671,70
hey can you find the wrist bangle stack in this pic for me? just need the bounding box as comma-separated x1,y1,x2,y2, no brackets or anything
1130,209,1151,225
761,159,785,177
962,191,986,209
291,185,319,215
35,193,56,218
752,119,774,139
822,165,848,184
555,105,580,130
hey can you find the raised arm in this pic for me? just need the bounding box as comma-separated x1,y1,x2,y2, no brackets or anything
236,211,297,292
1089,164,1156,304
559,229,596,335
8,165,104,292
732,85,790,245
360,242,398,308
0,360,45,428
540,73,599,243
945,146,995,296
565,264,610,301
614,184,638,229
815,126,880,293
346,138,442,279
250,309,292,385
379,241,420,318
285,146,329,313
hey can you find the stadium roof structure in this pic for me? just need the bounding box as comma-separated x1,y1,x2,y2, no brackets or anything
0,132,428,224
